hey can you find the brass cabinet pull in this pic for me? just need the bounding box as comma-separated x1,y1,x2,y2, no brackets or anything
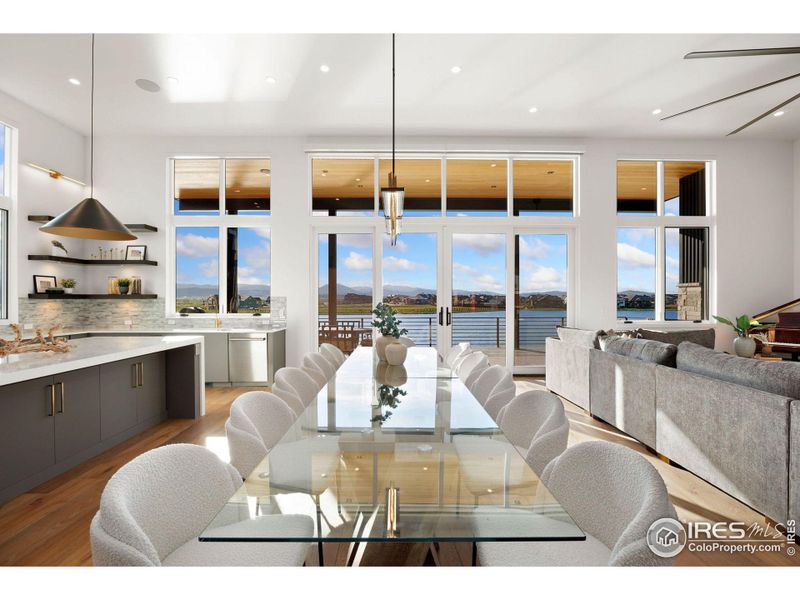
58,381,65,413
47,384,55,416
140,362,144,387
132,363,138,388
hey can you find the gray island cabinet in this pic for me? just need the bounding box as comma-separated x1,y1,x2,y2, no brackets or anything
0,336,203,504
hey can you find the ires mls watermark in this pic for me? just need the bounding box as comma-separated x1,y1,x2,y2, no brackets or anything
646,518,797,558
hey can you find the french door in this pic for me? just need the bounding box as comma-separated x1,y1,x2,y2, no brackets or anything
314,225,573,375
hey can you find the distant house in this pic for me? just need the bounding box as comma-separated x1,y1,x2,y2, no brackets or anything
239,296,264,310
342,293,371,304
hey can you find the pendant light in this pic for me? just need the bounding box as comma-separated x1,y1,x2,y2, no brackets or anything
41,34,136,241
381,33,404,246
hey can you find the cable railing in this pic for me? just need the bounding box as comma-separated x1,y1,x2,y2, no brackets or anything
318,313,566,348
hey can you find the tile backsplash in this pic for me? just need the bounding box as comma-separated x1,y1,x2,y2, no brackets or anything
2,296,287,336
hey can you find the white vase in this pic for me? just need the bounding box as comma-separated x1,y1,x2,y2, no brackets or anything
64,288,73,294
733,336,756,358
385,342,408,366
375,335,394,361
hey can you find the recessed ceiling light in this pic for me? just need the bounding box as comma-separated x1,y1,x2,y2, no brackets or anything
528,106,538,113
355,178,361,182
490,163,497,168
774,110,785,117
450,65,462,74
652,108,662,115
321,170,328,177
265,76,277,85
425,178,431,183
487,488,493,493
547,170,556,175
234,189,240,193
68,78,81,86
259,168,271,175
319,64,330,73
641,187,647,191
166,77,179,85
134,78,161,93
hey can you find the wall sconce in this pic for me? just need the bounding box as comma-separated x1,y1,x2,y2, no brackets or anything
27,162,86,186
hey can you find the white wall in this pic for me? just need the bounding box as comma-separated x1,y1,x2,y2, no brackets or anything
81,134,796,364
795,139,800,298
0,89,86,321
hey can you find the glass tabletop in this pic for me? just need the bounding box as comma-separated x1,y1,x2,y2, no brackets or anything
334,346,456,380
200,351,583,544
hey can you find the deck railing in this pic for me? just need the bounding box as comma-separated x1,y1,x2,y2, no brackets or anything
318,313,566,349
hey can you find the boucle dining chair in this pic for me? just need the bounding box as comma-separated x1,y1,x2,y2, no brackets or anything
477,441,678,566
456,352,488,384
468,365,507,404
319,343,346,368
275,367,321,407
90,444,313,566
444,342,471,367
226,391,296,478
496,390,570,474
482,370,516,421
303,351,337,381
270,381,306,417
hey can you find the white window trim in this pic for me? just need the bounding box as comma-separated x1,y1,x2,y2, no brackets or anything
0,123,18,325
616,158,716,326
166,156,273,318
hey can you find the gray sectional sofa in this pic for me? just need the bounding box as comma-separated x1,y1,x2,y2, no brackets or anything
545,327,800,527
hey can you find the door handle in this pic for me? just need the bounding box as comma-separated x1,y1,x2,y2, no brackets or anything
58,381,65,413
47,384,55,417
438,307,444,326
446,307,452,326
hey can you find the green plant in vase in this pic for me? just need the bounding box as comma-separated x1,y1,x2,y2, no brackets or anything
371,302,408,362
117,277,131,295
60,278,77,294
713,314,772,358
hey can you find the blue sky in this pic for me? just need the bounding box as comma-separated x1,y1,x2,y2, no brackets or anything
0,127,5,192
176,227,270,290
316,232,568,295
617,228,656,293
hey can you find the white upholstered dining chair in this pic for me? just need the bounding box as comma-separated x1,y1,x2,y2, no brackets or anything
226,391,296,478
444,342,471,367
303,351,337,382
477,441,678,566
479,369,516,420
90,444,313,566
319,343,346,368
275,367,322,406
456,352,488,384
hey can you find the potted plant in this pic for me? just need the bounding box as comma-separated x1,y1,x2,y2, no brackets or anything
117,277,131,295
371,302,408,362
51,240,68,256
60,278,77,294
713,314,772,358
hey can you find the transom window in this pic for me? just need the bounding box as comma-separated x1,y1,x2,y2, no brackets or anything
310,154,577,217
0,123,12,321
170,158,271,315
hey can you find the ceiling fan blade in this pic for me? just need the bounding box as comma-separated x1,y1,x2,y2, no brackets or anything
727,91,800,136
660,71,800,121
685,47,800,59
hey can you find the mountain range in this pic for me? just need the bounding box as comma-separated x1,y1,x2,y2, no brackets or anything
176,283,270,298
319,284,567,298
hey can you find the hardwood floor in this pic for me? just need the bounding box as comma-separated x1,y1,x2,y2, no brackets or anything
0,381,796,566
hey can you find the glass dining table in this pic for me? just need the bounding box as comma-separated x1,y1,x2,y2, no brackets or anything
200,346,584,566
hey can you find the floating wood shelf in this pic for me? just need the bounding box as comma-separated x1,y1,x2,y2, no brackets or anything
28,255,158,266
28,294,158,300
28,215,158,233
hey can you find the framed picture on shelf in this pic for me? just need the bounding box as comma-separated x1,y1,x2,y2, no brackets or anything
125,245,147,261
33,274,58,293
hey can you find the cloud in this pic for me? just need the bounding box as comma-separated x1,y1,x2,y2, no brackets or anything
344,251,372,270
383,256,424,271
666,255,679,269
453,262,479,276
521,266,566,293
176,233,218,257
198,259,219,278
383,237,408,252
620,229,655,245
519,237,553,259
237,265,268,286
473,274,504,293
241,243,270,271
453,234,505,256
336,234,373,248
617,243,655,269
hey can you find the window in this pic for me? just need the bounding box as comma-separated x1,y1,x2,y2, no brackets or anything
378,158,441,216
312,159,374,216
446,159,507,216
513,160,573,216
171,158,271,315
0,124,11,321
616,159,711,321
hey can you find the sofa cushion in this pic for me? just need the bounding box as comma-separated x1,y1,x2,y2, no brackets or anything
557,327,603,349
599,335,678,367
637,328,715,349
676,341,800,400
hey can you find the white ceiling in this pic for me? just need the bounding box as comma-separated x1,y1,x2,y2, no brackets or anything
0,33,799,139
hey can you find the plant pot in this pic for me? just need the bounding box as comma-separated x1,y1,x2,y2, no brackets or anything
733,336,756,358
64,288,74,294
375,335,395,361
118,285,130,295
385,342,408,366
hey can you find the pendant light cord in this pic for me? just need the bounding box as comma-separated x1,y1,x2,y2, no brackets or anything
90,33,95,198
392,33,395,178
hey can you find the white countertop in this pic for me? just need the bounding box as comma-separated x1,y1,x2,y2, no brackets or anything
60,327,285,335
0,335,204,385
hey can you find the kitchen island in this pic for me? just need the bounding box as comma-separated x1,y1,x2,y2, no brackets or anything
0,335,204,503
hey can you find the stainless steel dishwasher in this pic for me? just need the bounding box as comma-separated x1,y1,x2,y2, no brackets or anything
227,333,269,384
